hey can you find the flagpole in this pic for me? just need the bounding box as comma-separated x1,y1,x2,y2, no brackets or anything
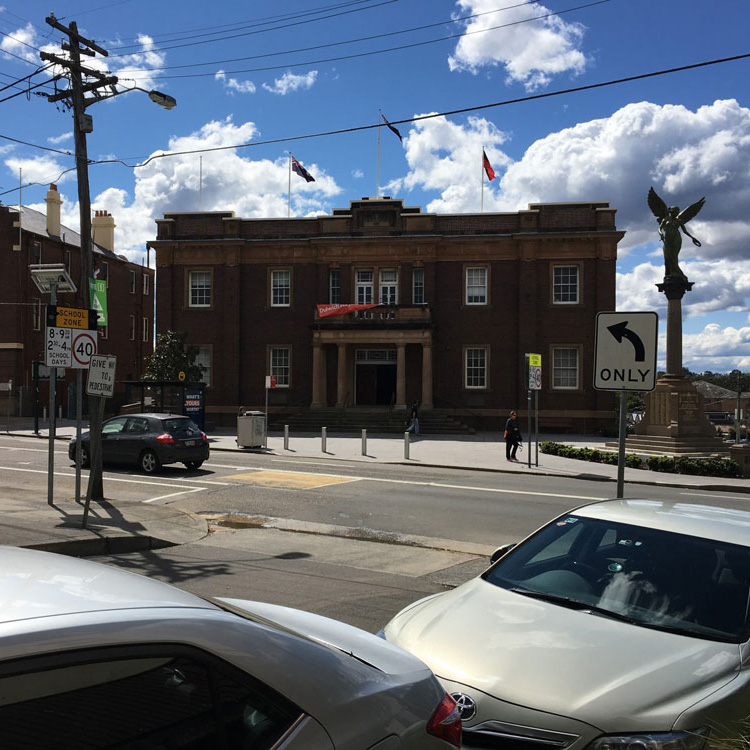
199,156,203,211
480,146,484,213
288,153,292,218
376,109,381,198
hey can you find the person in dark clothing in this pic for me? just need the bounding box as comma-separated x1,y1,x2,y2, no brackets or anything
406,402,420,436
504,410,522,462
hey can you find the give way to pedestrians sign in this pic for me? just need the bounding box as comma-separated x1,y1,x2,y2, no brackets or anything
594,311,658,392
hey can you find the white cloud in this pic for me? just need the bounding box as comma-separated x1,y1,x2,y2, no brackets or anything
215,69,256,95
109,34,166,91
4,155,71,184
683,323,750,370
352,169,364,179
262,70,318,95
448,0,587,90
43,117,341,260
0,24,38,63
48,132,73,145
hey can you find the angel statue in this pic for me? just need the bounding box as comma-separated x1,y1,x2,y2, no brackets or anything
647,187,705,279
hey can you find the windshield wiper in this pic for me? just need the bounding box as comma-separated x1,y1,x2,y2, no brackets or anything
509,587,589,610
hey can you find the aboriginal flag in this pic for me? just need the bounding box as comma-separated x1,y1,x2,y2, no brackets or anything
482,149,496,181
291,155,315,183
381,113,403,142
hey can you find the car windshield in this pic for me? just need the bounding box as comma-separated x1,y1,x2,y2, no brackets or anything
484,515,750,643
162,418,200,434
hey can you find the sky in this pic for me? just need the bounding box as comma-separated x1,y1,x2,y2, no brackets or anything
1,0,749,373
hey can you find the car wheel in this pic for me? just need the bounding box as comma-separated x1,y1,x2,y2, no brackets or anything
184,460,203,471
140,450,161,474
81,445,90,468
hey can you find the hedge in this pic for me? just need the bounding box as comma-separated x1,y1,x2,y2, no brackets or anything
540,442,741,478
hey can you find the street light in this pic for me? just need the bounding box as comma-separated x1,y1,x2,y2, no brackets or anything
147,89,177,110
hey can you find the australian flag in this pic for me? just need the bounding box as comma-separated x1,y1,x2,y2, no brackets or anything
381,113,403,142
291,155,315,183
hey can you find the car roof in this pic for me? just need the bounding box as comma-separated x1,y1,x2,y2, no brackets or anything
0,547,215,624
107,413,189,420
574,499,750,547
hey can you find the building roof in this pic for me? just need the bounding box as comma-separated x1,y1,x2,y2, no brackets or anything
693,380,741,400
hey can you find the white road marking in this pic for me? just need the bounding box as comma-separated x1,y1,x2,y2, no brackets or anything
143,487,206,504
680,491,739,499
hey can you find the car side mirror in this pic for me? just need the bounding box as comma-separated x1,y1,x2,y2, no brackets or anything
490,543,516,564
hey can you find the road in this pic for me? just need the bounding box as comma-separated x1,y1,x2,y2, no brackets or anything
1,433,746,631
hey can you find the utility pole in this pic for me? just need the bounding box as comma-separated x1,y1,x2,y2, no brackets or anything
41,16,116,501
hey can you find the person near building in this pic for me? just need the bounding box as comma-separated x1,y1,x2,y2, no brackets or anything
406,401,420,436
504,410,522,462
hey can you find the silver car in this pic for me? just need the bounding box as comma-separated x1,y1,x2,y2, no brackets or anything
0,547,461,748
383,499,750,749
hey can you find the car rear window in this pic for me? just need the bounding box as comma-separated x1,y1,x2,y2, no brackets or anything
162,418,200,434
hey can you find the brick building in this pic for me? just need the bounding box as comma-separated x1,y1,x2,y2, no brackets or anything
0,185,155,417
150,197,623,431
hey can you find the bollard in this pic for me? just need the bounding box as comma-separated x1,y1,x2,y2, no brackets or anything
322,426,327,453
59,405,62,419
404,431,410,459
284,424,289,451
43,407,47,423
361,429,367,456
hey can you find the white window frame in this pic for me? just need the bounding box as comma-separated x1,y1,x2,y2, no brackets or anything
466,267,487,305
329,269,341,304
143,274,150,296
270,347,291,388
189,271,211,308
356,269,374,305
465,347,488,389
412,268,425,305
32,298,42,331
196,346,211,386
142,317,149,342
553,265,579,305
271,270,291,307
379,268,398,305
552,347,579,390
129,315,136,341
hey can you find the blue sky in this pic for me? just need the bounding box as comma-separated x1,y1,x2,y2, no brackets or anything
1,0,749,372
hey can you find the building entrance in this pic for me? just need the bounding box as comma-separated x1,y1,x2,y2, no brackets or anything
355,349,397,406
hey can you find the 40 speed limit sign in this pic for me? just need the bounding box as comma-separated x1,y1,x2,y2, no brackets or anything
70,330,98,369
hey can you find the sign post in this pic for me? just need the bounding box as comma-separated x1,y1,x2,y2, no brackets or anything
594,312,658,498
527,353,542,467
264,375,276,448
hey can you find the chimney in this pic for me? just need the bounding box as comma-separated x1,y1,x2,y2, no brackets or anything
92,209,116,252
45,183,62,237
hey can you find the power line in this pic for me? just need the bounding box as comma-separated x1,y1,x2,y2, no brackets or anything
138,0,609,82
0,132,73,156
0,64,54,95
91,52,750,169
118,0,541,74
108,0,398,58
0,75,58,104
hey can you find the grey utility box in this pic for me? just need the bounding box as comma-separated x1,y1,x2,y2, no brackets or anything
237,411,266,448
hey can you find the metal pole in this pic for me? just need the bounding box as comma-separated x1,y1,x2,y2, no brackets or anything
362,429,367,456
736,371,742,444
284,424,289,451
322,426,327,453
527,389,532,468
616,392,628,499
535,389,539,467
75,369,82,503
264,383,268,449
404,431,410,459
33,362,39,434
376,110,381,198
47,284,57,506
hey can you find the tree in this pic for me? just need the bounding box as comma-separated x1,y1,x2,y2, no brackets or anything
142,331,204,382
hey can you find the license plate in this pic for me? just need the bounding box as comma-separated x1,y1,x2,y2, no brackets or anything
184,440,195,447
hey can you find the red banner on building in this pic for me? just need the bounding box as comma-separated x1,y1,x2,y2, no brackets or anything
316,303,380,318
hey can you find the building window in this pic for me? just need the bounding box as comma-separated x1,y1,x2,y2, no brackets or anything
142,318,150,342
196,346,211,385
329,269,341,304
32,242,41,265
143,273,150,296
129,270,136,294
356,269,373,304
100,261,108,286
379,269,398,305
465,347,487,389
553,347,579,389
65,249,71,272
466,267,487,305
129,315,135,341
553,265,579,304
412,268,425,305
32,298,41,331
189,271,211,308
271,270,291,307
270,347,291,387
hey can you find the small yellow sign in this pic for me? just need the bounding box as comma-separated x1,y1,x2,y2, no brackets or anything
55,306,91,330
178,371,186,382
529,353,542,366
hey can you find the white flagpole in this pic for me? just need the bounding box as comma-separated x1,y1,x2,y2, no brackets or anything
480,147,484,213
376,109,381,198
288,153,292,218
199,156,203,211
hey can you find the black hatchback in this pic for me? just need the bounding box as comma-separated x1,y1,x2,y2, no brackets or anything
68,413,210,474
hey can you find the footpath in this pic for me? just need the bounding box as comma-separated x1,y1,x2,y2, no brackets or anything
1,419,748,559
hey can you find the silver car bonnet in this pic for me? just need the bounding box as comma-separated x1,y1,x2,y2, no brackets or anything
386,578,742,732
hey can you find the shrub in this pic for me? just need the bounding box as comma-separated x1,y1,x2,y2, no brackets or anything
539,442,643,469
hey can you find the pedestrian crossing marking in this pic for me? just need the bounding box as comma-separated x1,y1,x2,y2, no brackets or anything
225,470,359,489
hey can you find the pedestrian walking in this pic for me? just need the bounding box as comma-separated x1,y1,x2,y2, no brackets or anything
504,410,522,462
405,401,420,436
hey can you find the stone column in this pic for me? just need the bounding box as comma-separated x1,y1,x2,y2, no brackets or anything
311,344,326,407
421,344,433,408
657,276,693,376
336,343,347,406
396,344,406,408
